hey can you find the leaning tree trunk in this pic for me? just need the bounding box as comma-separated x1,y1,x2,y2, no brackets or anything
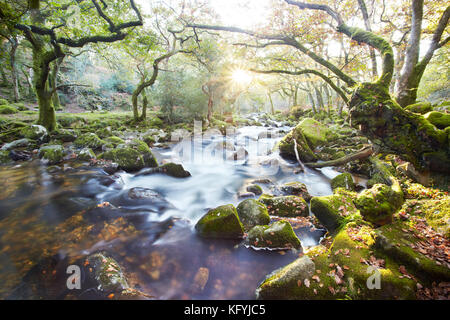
49,57,63,110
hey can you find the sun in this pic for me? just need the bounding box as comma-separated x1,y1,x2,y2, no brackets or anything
231,69,252,86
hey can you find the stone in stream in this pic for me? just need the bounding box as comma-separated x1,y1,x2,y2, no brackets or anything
0,150,12,164
20,124,49,143
330,172,356,191
77,147,96,161
9,149,32,161
256,256,315,299
38,145,65,165
246,220,301,250
123,187,173,212
236,199,270,230
136,162,191,178
280,181,311,201
102,139,158,172
310,189,358,232
1,138,32,151
191,267,210,293
259,195,309,217
246,184,263,195
195,204,245,239
74,132,105,150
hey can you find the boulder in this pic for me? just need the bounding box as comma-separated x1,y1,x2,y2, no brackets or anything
259,195,309,217
38,145,64,165
246,184,263,195
160,162,191,178
256,256,315,299
78,148,96,161
296,118,333,148
1,138,32,151
280,181,311,201
330,173,355,191
247,220,301,250
355,183,403,226
102,140,158,172
20,125,49,143
195,204,244,239
74,133,105,150
423,111,450,129
86,253,129,293
405,102,433,114
236,199,270,230
51,128,78,142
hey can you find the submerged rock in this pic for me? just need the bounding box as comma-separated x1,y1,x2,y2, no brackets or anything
86,253,129,293
256,256,315,299
195,204,244,239
280,181,311,201
259,195,309,217
330,173,355,191
38,145,64,165
236,199,270,230
355,183,403,226
247,220,301,250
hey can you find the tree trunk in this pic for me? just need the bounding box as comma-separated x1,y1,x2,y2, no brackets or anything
49,57,63,110
140,94,148,120
268,92,275,114
10,39,20,102
357,0,378,79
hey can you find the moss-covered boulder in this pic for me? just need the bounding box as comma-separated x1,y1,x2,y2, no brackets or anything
0,150,12,165
0,98,8,105
297,118,334,148
355,183,403,226
1,138,32,151
38,145,64,165
280,181,311,201
278,127,317,162
423,111,450,129
310,190,358,232
405,102,432,114
375,221,450,283
331,173,356,191
256,256,315,299
104,136,125,147
20,125,49,143
0,104,18,114
246,184,263,195
51,128,78,142
195,204,244,239
102,147,145,172
257,224,417,300
247,220,301,250
128,139,158,168
74,133,105,150
78,148,96,161
86,253,129,293
160,162,191,178
259,195,309,217
236,199,270,230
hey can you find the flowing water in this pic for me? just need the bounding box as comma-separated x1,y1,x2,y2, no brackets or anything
0,123,340,300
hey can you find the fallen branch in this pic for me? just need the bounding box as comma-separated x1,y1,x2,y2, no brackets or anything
305,145,374,168
293,138,306,172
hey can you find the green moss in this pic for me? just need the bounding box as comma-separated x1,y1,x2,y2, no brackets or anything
77,148,96,161
310,192,359,232
20,125,49,142
102,147,145,172
0,150,12,165
51,128,78,142
246,184,263,195
259,195,309,217
195,204,244,239
236,199,270,230
280,181,311,201
0,98,8,105
38,145,64,165
74,133,105,150
128,139,158,167
278,127,317,162
0,105,18,114
355,182,403,226
331,173,356,191
247,220,301,250
297,118,335,148
405,102,432,114
160,162,190,178
105,136,125,147
423,111,450,129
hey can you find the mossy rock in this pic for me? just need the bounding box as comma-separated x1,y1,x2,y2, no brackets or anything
246,184,263,195
247,220,301,250
0,98,8,105
102,147,145,172
86,253,129,293
20,125,49,143
423,111,450,129
160,162,191,178
331,173,355,191
0,150,12,165
375,221,450,283
257,225,416,300
259,195,309,217
38,145,64,165
142,134,156,146
355,182,403,226
297,118,335,148
128,139,158,168
74,133,105,150
0,104,18,114
78,148,96,161
310,191,358,232
278,126,317,162
236,199,270,230
405,102,432,114
0,138,32,151
51,128,78,142
280,181,311,201
105,136,125,147
195,204,244,239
